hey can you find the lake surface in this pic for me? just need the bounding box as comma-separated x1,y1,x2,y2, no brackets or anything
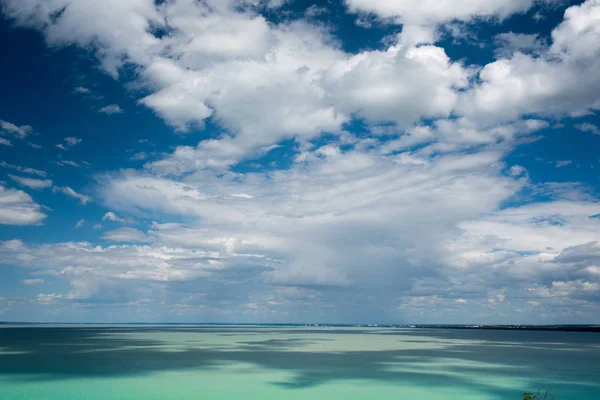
0,325,598,400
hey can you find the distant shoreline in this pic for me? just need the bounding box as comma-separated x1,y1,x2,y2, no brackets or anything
1,322,599,332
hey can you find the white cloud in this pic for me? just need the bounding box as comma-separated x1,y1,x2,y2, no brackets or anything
555,160,572,168
65,137,81,146
99,104,123,115
0,0,465,168
100,145,521,291
102,227,151,243
0,138,11,146
53,186,91,205
54,159,81,168
129,152,149,161
0,184,47,225
458,0,600,125
345,0,544,24
75,219,84,228
0,240,226,297
90,129,600,321
37,293,63,304
0,118,32,138
324,44,469,128
56,136,82,150
576,123,600,135
2,0,592,178
9,174,53,190
0,162,47,177
305,5,328,18
494,32,546,58
1,0,164,78
74,86,91,94
21,279,44,285
102,211,126,223
3,1,597,158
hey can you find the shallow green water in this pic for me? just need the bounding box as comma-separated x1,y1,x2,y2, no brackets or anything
0,326,598,400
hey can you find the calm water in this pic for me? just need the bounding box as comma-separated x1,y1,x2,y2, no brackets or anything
0,326,598,400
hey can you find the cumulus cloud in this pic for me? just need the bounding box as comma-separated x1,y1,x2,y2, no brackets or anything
458,0,600,125
345,0,545,24
53,186,91,205
9,174,53,190
5,0,596,172
100,146,519,291
0,118,32,138
0,0,465,167
0,184,47,225
98,104,123,115
494,32,546,58
3,136,598,321
0,138,11,146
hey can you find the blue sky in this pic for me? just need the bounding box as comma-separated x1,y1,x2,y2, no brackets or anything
0,0,599,324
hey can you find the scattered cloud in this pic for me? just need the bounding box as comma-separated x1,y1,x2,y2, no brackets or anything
56,137,82,150
575,123,600,135
555,160,573,168
36,293,63,304
54,159,81,168
8,174,53,190
0,184,46,225
75,219,84,228
98,104,123,115
305,5,328,18
102,211,126,223
102,227,151,243
21,279,44,285
0,118,32,139
74,86,91,94
53,186,91,205
129,152,149,161
0,138,11,146
0,161,47,177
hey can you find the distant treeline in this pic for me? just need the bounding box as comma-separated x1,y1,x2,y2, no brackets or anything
417,325,600,332
1,322,599,332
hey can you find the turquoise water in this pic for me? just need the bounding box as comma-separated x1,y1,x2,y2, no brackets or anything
0,326,598,400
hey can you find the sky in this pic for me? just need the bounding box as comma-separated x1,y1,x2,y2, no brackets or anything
0,0,599,324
